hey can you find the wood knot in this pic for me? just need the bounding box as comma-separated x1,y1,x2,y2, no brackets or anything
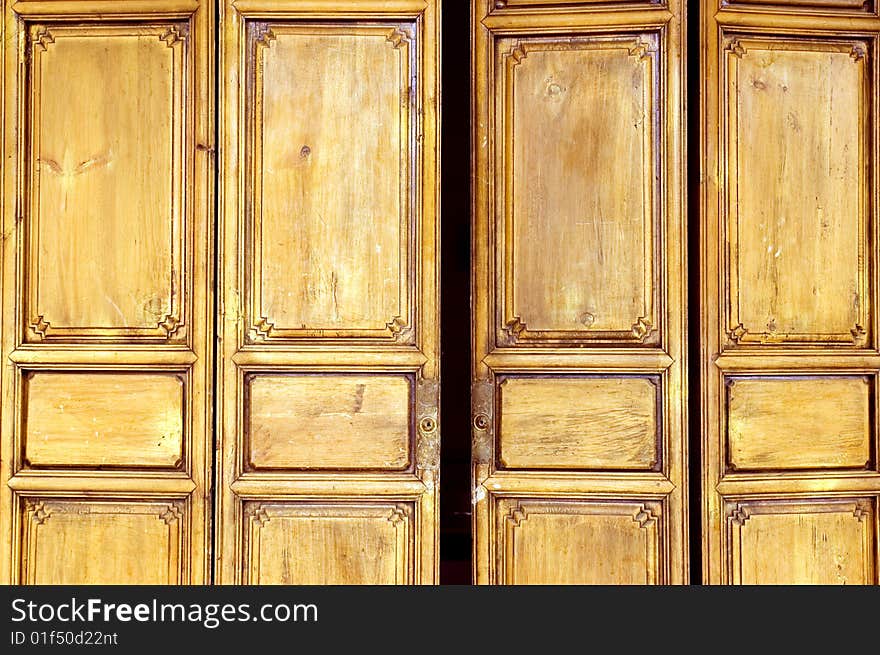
300,145,311,158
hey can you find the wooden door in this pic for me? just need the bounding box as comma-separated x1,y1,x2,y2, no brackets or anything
701,0,880,583
216,0,441,584
0,1,214,583
472,0,688,584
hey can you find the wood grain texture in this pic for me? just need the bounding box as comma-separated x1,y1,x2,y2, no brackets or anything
26,25,186,342
247,23,413,341
726,0,871,10
726,376,872,471
702,0,880,585
243,501,412,584
246,374,411,470
218,0,440,585
499,34,658,345
473,0,687,585
727,499,876,584
725,37,869,346
24,372,184,469
1,6,214,584
19,498,187,584
498,376,659,470
495,498,662,584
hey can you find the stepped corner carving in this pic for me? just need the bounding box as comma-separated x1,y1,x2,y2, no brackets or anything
628,40,653,61
253,23,277,48
27,501,52,525
29,316,50,339
850,44,867,62
32,27,55,52
633,505,658,529
727,323,747,343
387,506,408,527
248,505,271,527
249,317,275,341
631,316,654,341
159,24,189,47
728,505,750,527
851,324,867,343
386,28,412,50
853,501,871,522
726,38,746,58
159,315,182,338
159,505,181,525
505,504,528,529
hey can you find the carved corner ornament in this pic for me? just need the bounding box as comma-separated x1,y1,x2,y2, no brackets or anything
159,314,182,338
505,503,528,529
728,504,750,527
32,27,55,53
631,316,655,342
249,316,275,341
29,315,50,339
726,38,746,59
850,44,867,62
415,377,440,471
252,23,277,49
159,24,189,47
727,322,748,343
853,501,871,522
27,501,52,525
850,324,867,345
159,504,181,525
386,315,413,342
247,504,271,527
386,27,413,50
387,506,408,527
633,504,658,529
501,316,526,344
627,39,654,62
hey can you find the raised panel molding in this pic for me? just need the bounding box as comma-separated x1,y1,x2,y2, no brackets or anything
18,497,189,584
494,497,664,585
23,23,190,344
495,33,661,347
243,22,417,344
497,375,662,471
723,498,877,584
241,501,413,585
722,35,872,348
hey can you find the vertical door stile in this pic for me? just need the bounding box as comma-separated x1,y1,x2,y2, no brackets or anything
217,0,441,584
472,0,688,584
0,0,214,583
702,0,880,584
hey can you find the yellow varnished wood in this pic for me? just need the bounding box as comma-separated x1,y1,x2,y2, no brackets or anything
217,0,440,584
246,373,411,471
498,376,659,470
702,1,880,584
472,0,687,584
1,3,214,584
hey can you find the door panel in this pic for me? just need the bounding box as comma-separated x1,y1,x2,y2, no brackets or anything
218,0,440,584
0,1,213,584
472,0,687,584
701,0,880,583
